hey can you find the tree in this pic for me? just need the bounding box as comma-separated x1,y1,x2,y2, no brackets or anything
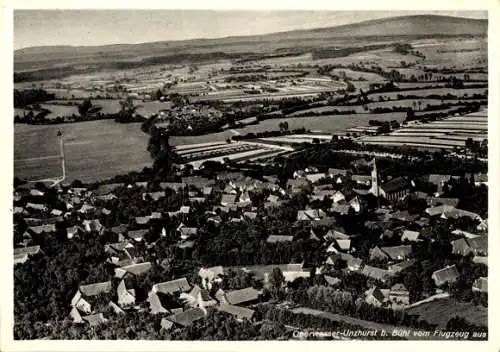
268,267,285,298
78,98,93,117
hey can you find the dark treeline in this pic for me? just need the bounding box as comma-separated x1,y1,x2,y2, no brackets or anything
14,89,56,107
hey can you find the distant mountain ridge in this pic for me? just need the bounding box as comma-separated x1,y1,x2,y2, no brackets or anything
15,14,487,55
14,14,487,79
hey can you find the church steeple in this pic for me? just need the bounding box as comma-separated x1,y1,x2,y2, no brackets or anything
370,158,379,197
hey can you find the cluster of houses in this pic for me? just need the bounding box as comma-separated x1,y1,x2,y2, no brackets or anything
68,264,280,329
13,156,488,328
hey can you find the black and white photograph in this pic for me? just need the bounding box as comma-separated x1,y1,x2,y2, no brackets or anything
3,3,497,348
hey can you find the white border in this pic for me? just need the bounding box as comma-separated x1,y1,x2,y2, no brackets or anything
1,1,499,351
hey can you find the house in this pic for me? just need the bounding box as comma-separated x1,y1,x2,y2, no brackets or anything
13,245,41,257
349,196,362,212
467,236,488,256
135,216,150,226
472,277,487,293
266,235,293,244
166,307,206,327
352,175,371,186
160,318,174,331
69,307,83,323
426,197,460,207
401,230,420,242
101,208,112,216
143,192,165,201
380,177,411,202
14,253,29,265
471,254,487,266
296,209,326,221
216,304,255,321
117,280,136,308
324,275,341,286
329,253,363,271
224,287,260,306
370,246,390,261
97,194,118,202
179,206,191,214
221,193,237,206
110,224,128,237
287,178,311,194
431,265,460,287
283,270,310,282
30,189,45,197
28,224,56,235
50,209,63,217
199,266,224,289
311,217,336,228
330,202,351,215
389,283,410,305
182,176,215,190
115,262,152,279
152,278,191,295
26,203,48,212
179,227,198,240
379,245,413,261
451,238,473,256
147,291,168,314
79,204,95,214
203,186,213,196
243,211,257,220
424,174,452,195
309,229,321,241
108,301,125,315
389,259,416,274
94,183,124,196
335,239,351,252
328,168,348,183
82,219,103,233
159,182,186,192
128,229,148,242
361,265,391,283
72,281,113,314
332,191,346,203
180,285,217,311
364,286,389,307
82,313,108,327
306,173,327,184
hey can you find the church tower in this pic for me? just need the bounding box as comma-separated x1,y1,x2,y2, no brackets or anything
369,158,379,197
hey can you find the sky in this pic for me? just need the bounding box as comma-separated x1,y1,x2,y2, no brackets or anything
14,10,487,50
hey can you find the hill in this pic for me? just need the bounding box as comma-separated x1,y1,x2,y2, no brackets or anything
14,14,487,77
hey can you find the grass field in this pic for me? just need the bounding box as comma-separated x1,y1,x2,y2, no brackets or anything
406,298,487,328
368,87,487,100
330,68,386,82
14,120,152,183
39,104,78,119
237,112,407,135
288,105,367,116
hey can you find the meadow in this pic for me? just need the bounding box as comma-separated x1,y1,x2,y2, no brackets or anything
14,120,152,183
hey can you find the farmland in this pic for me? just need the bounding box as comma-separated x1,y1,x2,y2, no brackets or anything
14,120,152,182
405,298,487,328
359,110,487,150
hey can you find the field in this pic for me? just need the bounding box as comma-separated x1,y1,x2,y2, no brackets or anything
367,87,487,100
360,110,487,150
14,120,152,183
288,105,367,116
237,112,407,135
172,140,293,169
405,298,487,328
39,104,78,119
329,68,386,82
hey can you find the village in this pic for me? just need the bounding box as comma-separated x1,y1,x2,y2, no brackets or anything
13,151,488,339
